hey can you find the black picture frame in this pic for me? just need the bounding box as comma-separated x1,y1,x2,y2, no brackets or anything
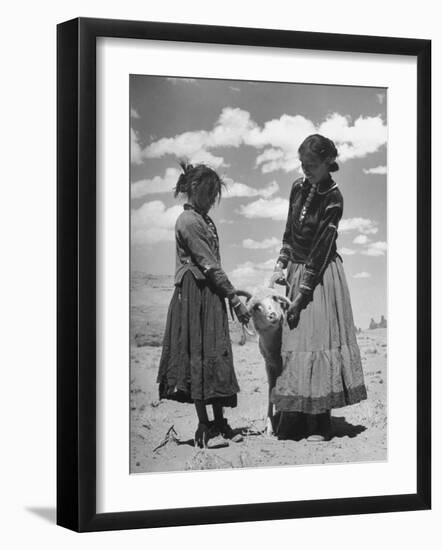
57,17,431,532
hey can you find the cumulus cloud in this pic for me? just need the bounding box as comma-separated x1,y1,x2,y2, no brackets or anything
248,114,315,173
223,179,278,199
144,130,226,168
143,107,255,168
361,241,387,256
131,107,140,118
131,128,144,165
339,247,357,256
142,107,387,174
190,150,225,169
363,165,387,175
238,197,289,220
131,168,181,199
353,272,371,278
131,201,182,245
340,237,387,257
340,217,378,235
353,234,370,245
318,113,387,162
229,259,275,289
250,112,387,172
243,237,280,250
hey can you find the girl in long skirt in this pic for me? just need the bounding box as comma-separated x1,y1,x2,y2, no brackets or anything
157,162,250,448
270,135,367,442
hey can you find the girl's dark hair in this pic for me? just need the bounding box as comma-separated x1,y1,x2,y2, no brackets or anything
174,161,225,204
298,134,339,172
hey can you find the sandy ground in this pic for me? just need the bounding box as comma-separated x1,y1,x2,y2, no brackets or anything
130,273,387,473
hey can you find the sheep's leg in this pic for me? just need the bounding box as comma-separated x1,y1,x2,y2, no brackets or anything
239,324,246,346
265,368,277,437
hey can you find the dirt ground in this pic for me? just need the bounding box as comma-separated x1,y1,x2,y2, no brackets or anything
130,273,387,473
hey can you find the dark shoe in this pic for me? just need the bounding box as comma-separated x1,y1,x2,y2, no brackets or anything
194,423,210,448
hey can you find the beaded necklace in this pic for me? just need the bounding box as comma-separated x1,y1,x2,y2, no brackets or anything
298,182,317,224
298,178,338,225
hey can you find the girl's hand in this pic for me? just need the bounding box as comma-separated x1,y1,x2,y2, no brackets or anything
230,295,251,325
287,293,309,329
269,263,286,288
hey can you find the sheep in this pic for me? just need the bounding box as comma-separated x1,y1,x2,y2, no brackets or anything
236,288,290,436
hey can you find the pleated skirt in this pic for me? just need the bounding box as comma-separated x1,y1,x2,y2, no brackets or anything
272,257,367,414
157,271,239,406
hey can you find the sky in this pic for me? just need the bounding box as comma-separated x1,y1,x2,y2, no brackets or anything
130,75,387,329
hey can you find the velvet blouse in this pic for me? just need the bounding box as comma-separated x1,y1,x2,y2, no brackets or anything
277,176,343,296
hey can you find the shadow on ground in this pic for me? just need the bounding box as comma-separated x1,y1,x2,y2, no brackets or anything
275,412,367,441
332,416,367,439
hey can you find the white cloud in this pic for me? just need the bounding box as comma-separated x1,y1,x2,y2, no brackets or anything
223,179,278,199
131,168,181,199
145,131,204,159
340,217,378,235
353,272,371,279
131,128,143,165
363,165,387,175
244,112,387,173
144,107,255,167
131,201,182,245
230,86,241,92
247,114,315,173
341,237,387,257
208,108,256,148
189,150,225,169
243,237,280,250
238,197,289,220
353,234,370,245
131,169,279,202
142,108,387,174
318,113,387,162
229,259,276,289
131,107,140,119
361,241,387,256
339,247,357,256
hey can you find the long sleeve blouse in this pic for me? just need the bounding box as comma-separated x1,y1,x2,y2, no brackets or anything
277,176,343,297
174,203,236,298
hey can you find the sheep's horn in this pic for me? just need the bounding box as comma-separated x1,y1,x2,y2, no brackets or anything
235,289,253,302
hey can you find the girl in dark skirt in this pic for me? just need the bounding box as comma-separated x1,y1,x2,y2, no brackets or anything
270,135,367,442
157,162,250,448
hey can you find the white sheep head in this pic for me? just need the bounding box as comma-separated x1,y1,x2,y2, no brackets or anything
236,287,291,333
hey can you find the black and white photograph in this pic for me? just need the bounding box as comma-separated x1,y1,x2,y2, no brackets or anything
130,75,388,474
1,0,437,543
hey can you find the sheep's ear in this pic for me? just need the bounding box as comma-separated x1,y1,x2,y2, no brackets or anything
274,295,291,311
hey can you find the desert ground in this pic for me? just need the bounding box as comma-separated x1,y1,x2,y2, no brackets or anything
130,272,387,473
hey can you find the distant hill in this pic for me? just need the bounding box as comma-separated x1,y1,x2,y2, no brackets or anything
369,315,387,330
131,271,175,291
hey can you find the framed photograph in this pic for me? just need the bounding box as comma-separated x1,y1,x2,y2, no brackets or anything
57,17,431,532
